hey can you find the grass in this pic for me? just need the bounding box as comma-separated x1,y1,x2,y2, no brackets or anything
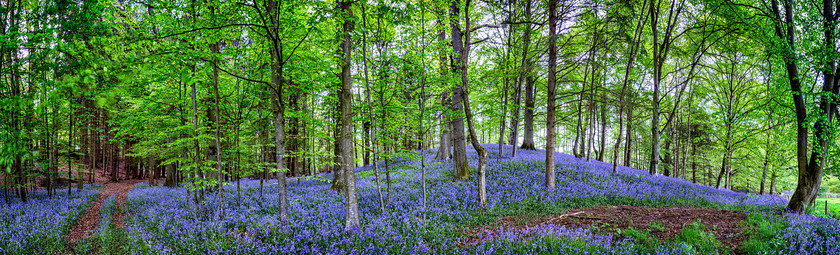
648,220,667,232
75,196,129,255
672,220,726,254
612,220,729,254
815,198,840,218
738,213,785,255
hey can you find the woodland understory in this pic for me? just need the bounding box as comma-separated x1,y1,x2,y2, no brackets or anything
2,0,840,254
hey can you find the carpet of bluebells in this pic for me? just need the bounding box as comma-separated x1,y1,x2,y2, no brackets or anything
120,144,823,254
771,214,840,254
0,185,99,254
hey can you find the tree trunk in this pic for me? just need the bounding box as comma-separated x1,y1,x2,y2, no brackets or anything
91,108,98,184
330,103,344,191
458,0,488,208
148,155,156,186
498,2,512,157
521,75,536,150
597,92,606,162
691,143,697,183
519,0,536,151
775,0,838,213
545,0,558,189
716,148,730,188
508,73,522,157
612,0,648,173
434,7,451,161
165,138,176,187
624,106,633,166
265,0,291,226
209,33,225,218
110,134,118,181
360,3,386,212
68,92,74,195
363,121,370,165
450,0,468,180
338,0,361,231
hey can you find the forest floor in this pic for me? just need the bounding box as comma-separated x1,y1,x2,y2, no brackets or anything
462,205,750,250
65,179,145,245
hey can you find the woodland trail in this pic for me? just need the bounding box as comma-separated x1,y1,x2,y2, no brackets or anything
66,179,145,245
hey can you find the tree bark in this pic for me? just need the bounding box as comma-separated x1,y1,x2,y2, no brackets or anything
209,31,225,218
774,0,839,213
458,0,488,208
546,0,558,189
68,91,74,195
521,76,536,150
360,3,386,212
612,0,648,174
450,0,468,180
165,138,176,187
597,93,606,162
338,0,361,231
265,0,290,226
519,0,536,151
648,0,683,175
498,1,512,157
434,6,452,161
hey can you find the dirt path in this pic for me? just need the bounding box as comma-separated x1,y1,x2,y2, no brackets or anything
66,180,145,244
463,205,750,250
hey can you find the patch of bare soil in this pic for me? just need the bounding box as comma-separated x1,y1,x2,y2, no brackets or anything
464,205,748,250
66,179,145,244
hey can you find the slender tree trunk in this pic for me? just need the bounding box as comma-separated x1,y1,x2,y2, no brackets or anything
435,7,451,161
330,102,344,191
612,0,648,173
209,33,225,218
165,138,176,187
521,75,536,150
508,73,522,156
597,92,606,162
761,114,772,194
458,0,488,208
363,122,370,165
419,6,429,211
190,63,204,203
148,155,155,186
586,83,596,161
519,0,536,151
68,92,74,195
691,143,697,183
716,147,731,189
498,3,512,157
648,1,664,175
110,134,118,181
624,106,633,166
91,108,98,184
338,0,361,231
360,4,385,212
546,0,558,189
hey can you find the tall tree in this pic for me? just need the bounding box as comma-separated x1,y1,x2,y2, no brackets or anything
338,0,361,230
611,0,648,174
648,0,686,175
450,0,469,180
546,0,558,189
766,0,840,212
360,2,385,213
